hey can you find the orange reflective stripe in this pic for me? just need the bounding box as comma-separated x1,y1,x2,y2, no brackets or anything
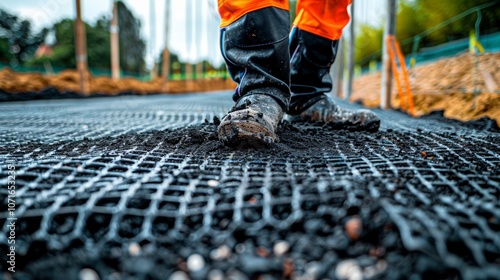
293,0,352,40
218,0,289,27
218,0,350,39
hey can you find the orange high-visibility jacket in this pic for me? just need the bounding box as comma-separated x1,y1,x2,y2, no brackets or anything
218,0,352,41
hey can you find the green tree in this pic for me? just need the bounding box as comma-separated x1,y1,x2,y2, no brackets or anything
0,9,47,65
355,24,384,66
355,0,500,66
30,18,111,70
29,1,146,74
0,38,11,64
115,1,146,74
395,1,425,54
88,17,111,69
415,0,500,43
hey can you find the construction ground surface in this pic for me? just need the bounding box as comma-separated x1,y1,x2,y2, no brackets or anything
0,92,499,280
2,53,500,127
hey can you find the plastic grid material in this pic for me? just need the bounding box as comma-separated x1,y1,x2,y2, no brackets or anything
0,92,499,279
0,94,228,145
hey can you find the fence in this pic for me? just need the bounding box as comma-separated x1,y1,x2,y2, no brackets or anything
359,31,500,76
0,61,229,82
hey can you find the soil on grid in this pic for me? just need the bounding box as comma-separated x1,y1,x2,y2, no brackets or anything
0,113,500,280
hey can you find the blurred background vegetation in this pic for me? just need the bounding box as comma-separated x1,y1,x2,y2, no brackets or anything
0,0,499,75
0,1,223,79
355,0,500,66
1,2,147,75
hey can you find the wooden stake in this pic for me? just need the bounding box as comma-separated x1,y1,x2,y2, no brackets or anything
75,0,89,95
161,0,171,92
110,0,120,80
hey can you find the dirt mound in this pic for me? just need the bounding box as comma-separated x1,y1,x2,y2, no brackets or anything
351,52,500,126
0,68,236,95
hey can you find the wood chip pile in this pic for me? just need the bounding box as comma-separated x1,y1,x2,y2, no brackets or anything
351,52,500,125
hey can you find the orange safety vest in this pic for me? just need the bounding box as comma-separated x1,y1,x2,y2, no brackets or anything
218,0,352,41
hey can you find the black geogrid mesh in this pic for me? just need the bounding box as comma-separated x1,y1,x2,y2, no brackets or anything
0,92,499,279
0,94,227,145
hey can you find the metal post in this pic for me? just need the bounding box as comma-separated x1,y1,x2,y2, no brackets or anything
75,0,89,95
161,0,171,92
380,0,396,109
344,1,355,100
110,0,120,80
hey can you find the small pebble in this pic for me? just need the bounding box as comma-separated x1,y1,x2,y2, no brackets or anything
226,269,249,280
283,258,294,278
248,196,258,204
305,262,321,278
364,266,378,278
349,269,363,280
128,242,141,256
208,269,225,280
79,268,100,280
187,254,205,271
168,271,189,280
256,247,269,258
336,259,362,280
273,241,290,257
345,216,363,241
376,260,387,271
210,245,231,260
208,180,219,187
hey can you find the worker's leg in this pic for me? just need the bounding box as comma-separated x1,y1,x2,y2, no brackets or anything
287,0,380,132
293,0,352,41
217,1,291,145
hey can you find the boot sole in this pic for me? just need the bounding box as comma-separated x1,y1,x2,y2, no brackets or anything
218,120,276,147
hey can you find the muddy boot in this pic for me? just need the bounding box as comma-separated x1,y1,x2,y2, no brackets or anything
217,7,291,146
287,94,380,132
286,27,380,132
218,94,283,146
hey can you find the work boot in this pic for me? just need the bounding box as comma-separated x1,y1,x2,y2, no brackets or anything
286,27,380,132
218,94,283,146
217,7,291,145
287,95,380,132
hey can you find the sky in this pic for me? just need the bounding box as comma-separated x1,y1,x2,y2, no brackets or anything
0,0,385,68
